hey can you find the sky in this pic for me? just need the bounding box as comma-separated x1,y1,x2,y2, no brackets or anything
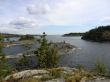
0,0,110,34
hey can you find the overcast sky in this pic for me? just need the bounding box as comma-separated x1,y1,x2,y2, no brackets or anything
0,0,110,34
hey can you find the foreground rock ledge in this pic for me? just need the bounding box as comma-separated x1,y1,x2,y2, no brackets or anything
5,67,76,82
5,70,49,81
5,67,110,82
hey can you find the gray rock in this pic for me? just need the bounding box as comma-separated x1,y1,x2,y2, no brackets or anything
5,69,49,81
45,78,65,82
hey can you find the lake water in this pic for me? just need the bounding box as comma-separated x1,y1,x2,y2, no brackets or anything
3,35,110,69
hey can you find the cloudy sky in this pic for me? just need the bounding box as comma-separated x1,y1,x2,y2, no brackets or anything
0,0,110,34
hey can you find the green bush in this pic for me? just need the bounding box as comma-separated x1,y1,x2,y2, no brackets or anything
0,62,13,77
94,60,108,75
0,34,14,78
76,64,85,71
16,54,30,70
48,68,63,78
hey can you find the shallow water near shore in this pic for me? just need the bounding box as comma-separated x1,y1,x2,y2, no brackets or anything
3,35,110,69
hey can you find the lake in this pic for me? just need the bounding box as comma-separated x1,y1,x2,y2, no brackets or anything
3,35,110,69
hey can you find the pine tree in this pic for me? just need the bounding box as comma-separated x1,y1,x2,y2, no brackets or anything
35,32,59,68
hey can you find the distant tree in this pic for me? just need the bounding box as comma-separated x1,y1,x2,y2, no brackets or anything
35,32,59,68
82,25,110,42
19,35,34,41
63,33,84,37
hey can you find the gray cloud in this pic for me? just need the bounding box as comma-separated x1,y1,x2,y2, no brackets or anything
27,4,50,15
10,17,38,29
0,17,40,34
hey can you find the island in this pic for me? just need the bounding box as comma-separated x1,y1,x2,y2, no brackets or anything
19,35,35,41
63,33,84,37
81,25,110,42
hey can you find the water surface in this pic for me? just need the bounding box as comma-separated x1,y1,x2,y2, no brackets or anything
4,35,110,69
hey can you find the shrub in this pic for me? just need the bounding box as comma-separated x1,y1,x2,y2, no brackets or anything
65,69,93,82
16,54,30,70
0,35,14,78
48,68,63,78
76,64,85,71
94,60,108,75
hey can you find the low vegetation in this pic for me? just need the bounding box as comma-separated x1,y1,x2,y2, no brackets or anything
0,35,14,79
15,54,30,70
93,60,108,76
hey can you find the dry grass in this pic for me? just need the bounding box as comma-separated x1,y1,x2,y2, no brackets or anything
65,69,93,82
47,67,64,79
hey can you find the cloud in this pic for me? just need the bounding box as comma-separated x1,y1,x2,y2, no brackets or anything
0,17,40,34
27,3,50,15
10,17,38,29
101,17,110,22
0,24,19,34
25,0,110,26
46,0,110,25
0,0,110,34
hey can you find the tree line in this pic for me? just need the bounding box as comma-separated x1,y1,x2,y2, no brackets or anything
82,25,110,42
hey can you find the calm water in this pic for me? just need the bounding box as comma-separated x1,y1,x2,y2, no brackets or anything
3,35,110,69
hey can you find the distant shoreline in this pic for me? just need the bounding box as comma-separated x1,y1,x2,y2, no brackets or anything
62,33,84,37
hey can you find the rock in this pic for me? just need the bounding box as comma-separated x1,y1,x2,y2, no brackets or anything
87,77,110,82
5,69,49,81
61,67,77,73
33,75,43,79
80,77,87,82
33,74,49,79
45,78,64,82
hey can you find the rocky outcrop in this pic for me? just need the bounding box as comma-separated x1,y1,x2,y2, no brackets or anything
49,42,77,55
87,77,110,82
5,70,49,81
5,67,110,82
5,67,76,82
45,79,64,82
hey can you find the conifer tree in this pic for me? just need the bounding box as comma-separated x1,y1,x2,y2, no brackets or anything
35,32,59,68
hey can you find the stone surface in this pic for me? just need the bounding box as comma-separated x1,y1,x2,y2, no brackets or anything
45,79,64,82
87,77,110,82
5,69,49,81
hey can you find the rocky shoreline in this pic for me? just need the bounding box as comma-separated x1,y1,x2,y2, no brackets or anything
4,67,110,82
3,42,77,59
